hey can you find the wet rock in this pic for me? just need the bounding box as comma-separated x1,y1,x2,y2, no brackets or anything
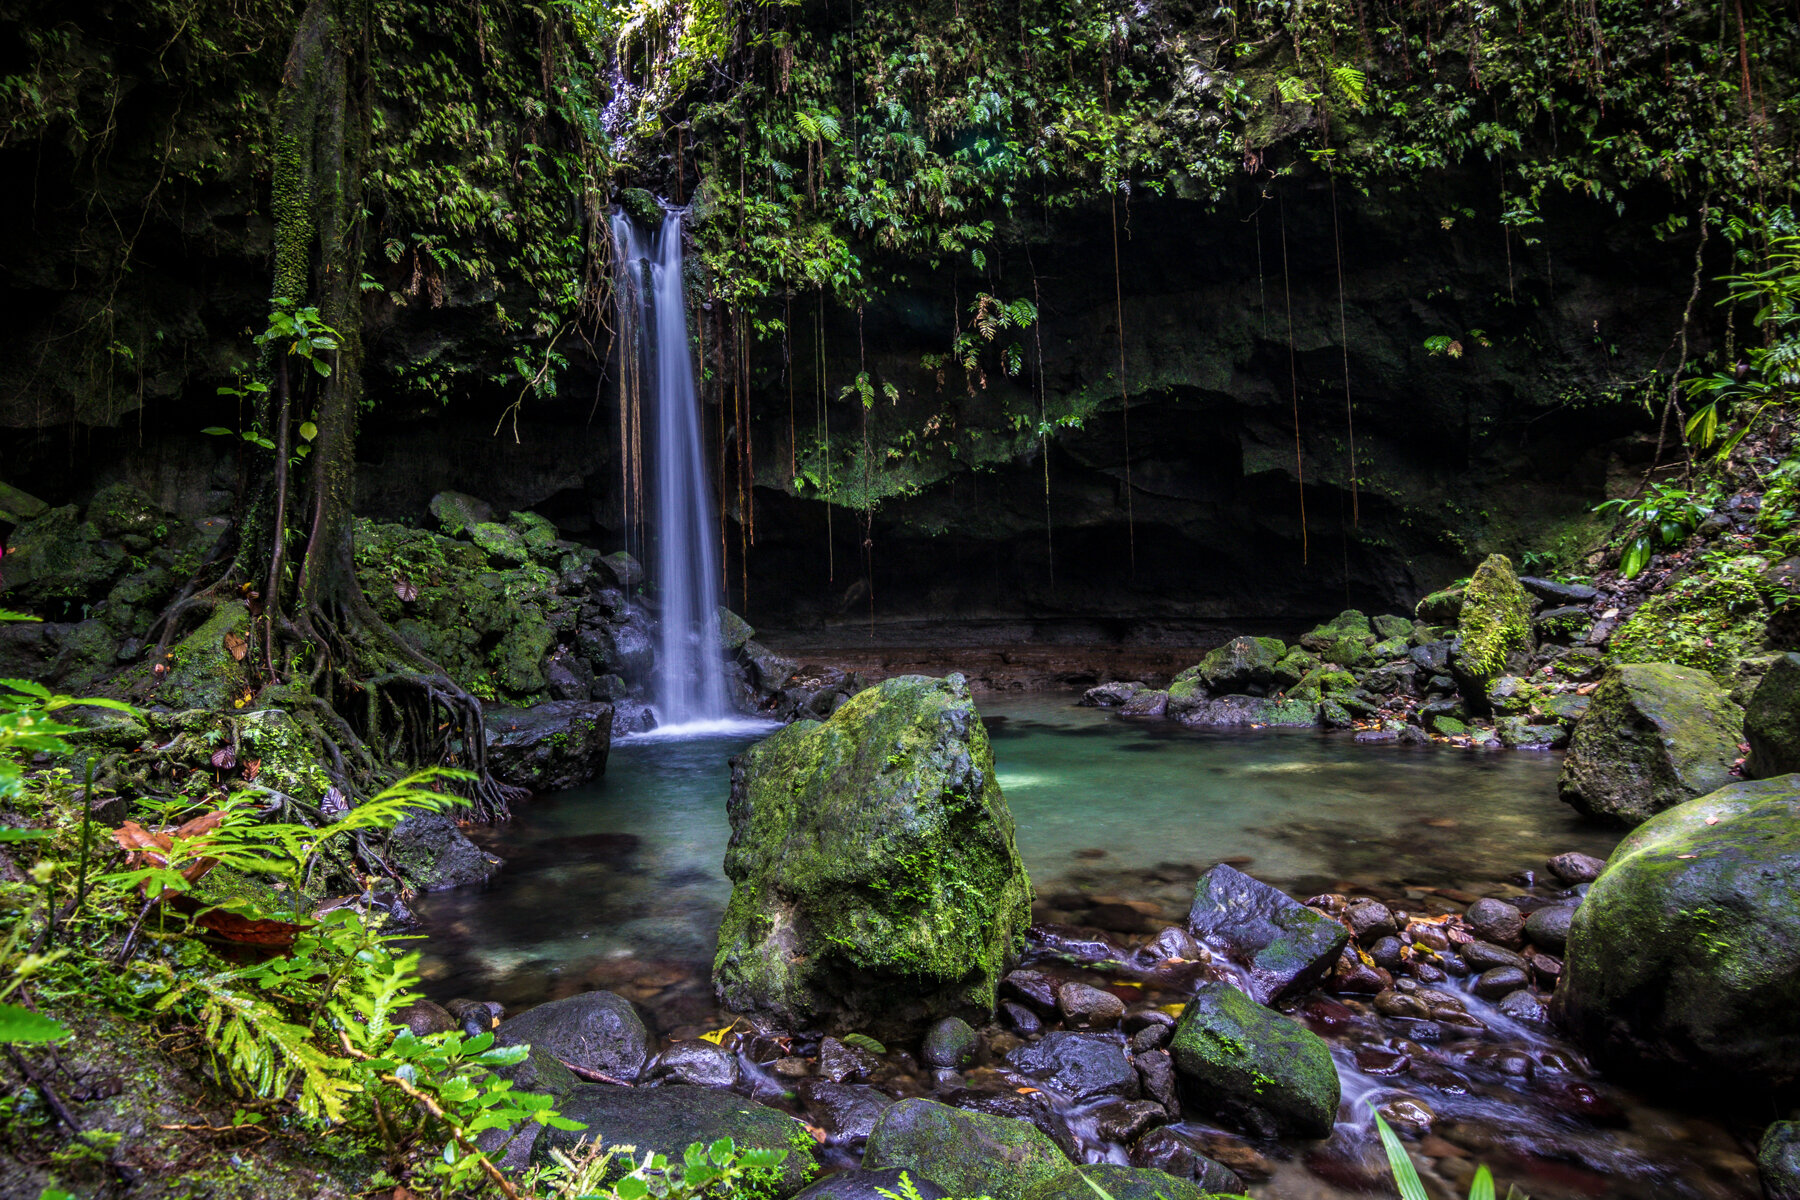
1124,1006,1178,1036
1368,935,1404,968
1173,636,1289,696
429,490,493,534
1497,990,1551,1025
1745,653,1800,779
396,999,457,1036
1173,696,1320,728
483,700,613,791
1454,555,1533,685
1331,945,1390,994
1091,1098,1168,1142
1130,1128,1248,1193
649,1040,739,1089
1465,898,1524,946
1761,1122,1800,1200
792,1169,950,1200
714,675,1032,1035
1545,851,1606,884
1526,951,1563,989
1031,924,1129,963
1346,899,1397,944
717,606,755,652
863,1098,1069,1200
600,551,645,589
819,1036,879,1082
495,990,650,1082
1168,983,1339,1138
1001,1002,1043,1035
386,810,503,892
1082,681,1147,707
1138,925,1204,965
1130,1023,1170,1053
799,1080,896,1142
535,1084,816,1194
1185,863,1349,1003
1057,982,1125,1029
1558,663,1742,826
923,1016,980,1067
1120,689,1169,718
1001,969,1060,1014
1409,641,1452,676
1135,1047,1180,1113
1558,774,1800,1092
1519,576,1598,604
1461,941,1527,972
743,641,800,693
1355,1048,1411,1076
1375,989,1430,1020
1473,966,1530,999
1378,1097,1435,1136
1024,1165,1209,1200
445,998,504,1034
1523,905,1575,953
1007,1031,1139,1100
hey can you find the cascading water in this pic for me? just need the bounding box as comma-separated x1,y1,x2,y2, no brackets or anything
612,207,733,731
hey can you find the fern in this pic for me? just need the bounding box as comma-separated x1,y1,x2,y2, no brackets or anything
1330,64,1367,108
162,972,359,1122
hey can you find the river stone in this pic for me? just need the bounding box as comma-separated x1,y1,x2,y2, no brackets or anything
1007,1031,1139,1100
495,990,650,1082
1761,1122,1800,1200
1520,576,1599,604
1083,681,1147,707
1558,663,1742,826
1524,905,1575,954
1185,863,1348,1002
1473,966,1530,999
922,1016,979,1067
483,700,613,791
1546,851,1606,884
649,1040,739,1089
1174,636,1288,696
1466,898,1524,946
862,1098,1070,1200
1167,982,1340,1138
792,1169,950,1200
1746,653,1800,779
534,1085,816,1195
799,1081,896,1142
713,674,1033,1034
1130,1127,1248,1193
1024,1165,1207,1200
1057,981,1125,1029
386,809,503,892
1556,774,1800,1092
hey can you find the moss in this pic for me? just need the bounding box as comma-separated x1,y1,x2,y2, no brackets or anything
1457,554,1532,679
1613,555,1776,677
862,1099,1068,1200
1167,982,1339,1137
468,521,531,565
236,707,334,806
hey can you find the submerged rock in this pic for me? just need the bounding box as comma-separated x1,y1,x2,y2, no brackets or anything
862,1098,1070,1200
482,700,612,791
1556,774,1800,1092
1745,652,1800,779
1558,663,1741,825
1130,1127,1248,1193
1167,982,1339,1138
713,674,1033,1034
1173,696,1319,729
494,990,650,1082
1006,1031,1139,1100
1185,863,1347,1002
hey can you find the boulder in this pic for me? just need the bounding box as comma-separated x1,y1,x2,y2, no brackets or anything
429,490,494,534
1556,775,1800,1092
1167,982,1339,1138
792,1169,949,1200
1545,851,1606,884
1173,696,1319,729
1082,681,1148,707
649,1040,740,1089
1299,611,1374,654
534,1085,817,1196
1415,588,1465,624
718,607,755,652
1745,652,1800,779
713,674,1032,1034
799,1082,895,1142
494,990,650,1082
3,504,126,613
922,1016,979,1068
1454,555,1533,684
468,521,532,566
1520,576,1599,604
385,810,502,891
1762,1122,1800,1200
1006,1032,1139,1100
862,1098,1070,1200
1185,863,1348,1003
482,700,613,792
1558,663,1742,825
1023,1166,1208,1200
1174,636,1288,696
1130,1127,1247,1193
601,551,645,590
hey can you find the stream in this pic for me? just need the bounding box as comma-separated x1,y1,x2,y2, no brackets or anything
416,691,1760,1200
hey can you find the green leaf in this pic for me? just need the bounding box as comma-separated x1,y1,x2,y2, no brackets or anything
616,1176,649,1200
0,828,50,842
0,1003,72,1044
201,427,234,436
1374,1113,1430,1200
299,421,319,441
1469,1164,1496,1200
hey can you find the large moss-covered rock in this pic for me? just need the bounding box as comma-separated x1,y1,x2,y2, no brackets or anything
1185,864,1347,1003
1024,1166,1213,1200
1173,636,1288,696
1167,982,1340,1137
1555,775,1800,1092
1558,663,1742,825
714,674,1031,1033
1172,696,1319,728
482,700,613,791
386,810,503,891
862,1098,1069,1200
121,601,253,710
534,1084,817,1196
1745,652,1800,779
1455,554,1533,681
4,504,127,613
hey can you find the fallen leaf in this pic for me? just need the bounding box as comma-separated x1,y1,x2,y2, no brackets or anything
175,810,228,839
394,577,419,603
210,747,237,772
242,758,262,782
1676,853,1698,859
222,631,247,662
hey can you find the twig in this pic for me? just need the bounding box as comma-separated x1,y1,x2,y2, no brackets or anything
559,1058,632,1086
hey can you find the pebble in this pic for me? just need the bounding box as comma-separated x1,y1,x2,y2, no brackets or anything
1058,981,1126,1029
1130,1023,1171,1053
1524,904,1575,953
1370,935,1405,968
1465,898,1525,946
1497,989,1551,1025
1379,1097,1435,1136
1473,966,1530,999
1347,899,1399,943
1000,1001,1042,1036
1376,989,1432,1020
1462,941,1528,971
1545,851,1607,884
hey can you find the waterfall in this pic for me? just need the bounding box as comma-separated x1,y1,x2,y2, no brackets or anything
612,207,731,729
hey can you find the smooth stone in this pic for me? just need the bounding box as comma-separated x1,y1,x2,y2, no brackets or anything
1135,1047,1179,1113
798,1081,896,1143
1185,863,1348,1003
1524,905,1576,954
494,990,649,1082
1168,983,1339,1138
1497,990,1551,1025
1474,966,1531,1000
1057,981,1125,1029
1129,1127,1249,1192
1001,1001,1043,1035
922,1016,980,1068
1545,851,1606,884
1006,1031,1139,1100
1346,899,1398,944
1465,898,1525,947
791,1170,950,1200
1462,941,1528,971
649,1040,739,1089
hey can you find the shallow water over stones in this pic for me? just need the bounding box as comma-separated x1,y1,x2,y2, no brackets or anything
415,692,1758,1200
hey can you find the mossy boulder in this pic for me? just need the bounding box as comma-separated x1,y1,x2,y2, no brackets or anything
0,480,47,523
482,700,613,792
862,1098,1069,1200
428,490,493,534
468,521,531,566
1415,586,1466,624
1299,610,1373,654
1025,1166,1214,1200
87,481,162,539
496,991,650,1081
507,510,562,558
718,606,755,652
1745,652,1800,779
712,673,1033,1034
1555,774,1800,1093
1289,667,1356,702
1558,663,1742,826
1762,1122,1800,1200
1173,696,1319,729
4,504,127,613
133,601,253,710
1167,982,1340,1138
1455,555,1533,681
1177,636,1288,695
534,1084,817,1196
236,708,333,806
386,810,503,891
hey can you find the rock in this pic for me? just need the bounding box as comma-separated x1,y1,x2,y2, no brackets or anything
1089,1098,1166,1143
1135,1046,1179,1110
1057,982,1125,1029
744,640,800,692
535,1085,817,1195
1497,990,1551,1025
1556,775,1800,1092
1462,941,1527,971
3,504,127,613
1545,851,1606,884
818,1036,878,1082
1119,688,1169,718
482,700,613,791
799,1081,896,1143
649,1040,740,1089
862,1098,1070,1200
1300,611,1374,654
1520,576,1599,604
1173,696,1319,728
1082,681,1147,707
1001,969,1061,1013
922,1016,979,1067
0,480,48,522
713,674,1033,1034
1473,966,1530,999
1185,863,1348,1003
718,606,755,652
1368,936,1404,968
444,998,503,1034
1497,717,1568,749
1002,1001,1042,1035
1007,1032,1139,1100
496,1045,580,1097
386,810,503,892
467,520,531,566
429,490,493,533
1345,899,1397,944
1372,613,1413,640
792,1169,949,1200
494,991,650,1082
1746,653,1800,779
1558,663,1742,825
395,1000,457,1036
1023,1165,1208,1200
1523,905,1575,953
600,551,645,590
1465,898,1524,946
1167,982,1339,1138
1408,641,1451,675
1130,1127,1248,1193
1761,1122,1800,1200
1455,555,1533,682
1174,636,1288,696
1415,588,1465,624
507,510,561,558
